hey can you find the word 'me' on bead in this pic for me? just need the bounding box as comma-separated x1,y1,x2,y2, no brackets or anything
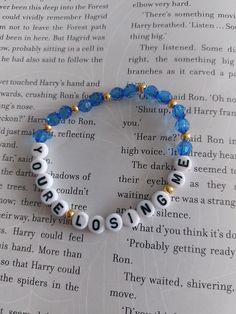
30,158,48,175
51,200,69,217
174,156,192,172
105,213,123,231
41,188,58,205
72,212,89,230
88,215,105,234
168,171,185,188
122,209,140,227
36,173,53,190
152,191,171,209
31,143,49,159
136,200,155,217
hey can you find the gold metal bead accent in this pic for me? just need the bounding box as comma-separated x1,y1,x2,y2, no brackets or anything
138,83,146,94
65,209,76,220
103,92,111,102
168,99,178,109
181,132,191,141
71,103,79,112
163,184,174,194
43,123,52,132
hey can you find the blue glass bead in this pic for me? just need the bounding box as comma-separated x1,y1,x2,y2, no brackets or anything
177,140,192,156
175,118,190,134
172,105,186,120
89,92,104,106
124,83,137,98
33,129,53,143
110,87,124,100
59,105,72,119
156,90,172,104
144,85,159,100
78,99,92,112
46,112,61,126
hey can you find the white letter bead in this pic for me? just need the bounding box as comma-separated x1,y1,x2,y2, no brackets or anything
105,213,123,231
152,191,171,209
31,143,49,159
41,188,58,205
72,212,89,230
174,156,192,172
88,215,105,234
136,200,155,218
30,158,48,175
168,170,185,188
122,209,140,227
36,173,53,190
51,200,69,217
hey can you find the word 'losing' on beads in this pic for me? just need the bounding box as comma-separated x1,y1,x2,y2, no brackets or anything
30,83,193,234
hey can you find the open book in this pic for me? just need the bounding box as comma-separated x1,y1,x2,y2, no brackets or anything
0,0,235,313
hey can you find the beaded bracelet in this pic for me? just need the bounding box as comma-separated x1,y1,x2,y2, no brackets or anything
30,83,192,234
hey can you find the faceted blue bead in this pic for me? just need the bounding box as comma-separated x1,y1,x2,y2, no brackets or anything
144,85,159,100
172,105,186,120
124,83,137,98
89,92,104,106
78,99,92,112
110,87,124,100
33,129,53,143
47,112,61,126
177,140,192,156
156,90,172,104
59,105,72,119
175,118,190,133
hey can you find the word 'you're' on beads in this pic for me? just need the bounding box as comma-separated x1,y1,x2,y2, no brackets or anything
30,82,193,234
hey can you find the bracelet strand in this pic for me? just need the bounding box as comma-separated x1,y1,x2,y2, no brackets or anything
30,83,192,234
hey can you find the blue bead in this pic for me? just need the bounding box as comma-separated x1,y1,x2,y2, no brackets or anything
33,129,53,143
124,83,137,98
144,85,159,100
172,105,186,120
110,87,124,100
78,99,92,112
177,140,192,156
89,92,104,106
175,118,190,133
156,90,172,104
59,105,72,119
46,112,61,126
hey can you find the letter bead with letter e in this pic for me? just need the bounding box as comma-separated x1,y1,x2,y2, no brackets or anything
174,156,192,172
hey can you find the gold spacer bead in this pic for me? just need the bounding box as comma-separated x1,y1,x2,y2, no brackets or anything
163,184,174,194
181,132,191,141
43,123,52,132
103,92,111,102
71,103,79,112
168,99,178,109
65,209,76,220
138,83,146,94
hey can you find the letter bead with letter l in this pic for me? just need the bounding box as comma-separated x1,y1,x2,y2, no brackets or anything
72,211,89,230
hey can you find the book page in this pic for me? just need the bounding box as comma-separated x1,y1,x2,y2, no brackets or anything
0,0,236,313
